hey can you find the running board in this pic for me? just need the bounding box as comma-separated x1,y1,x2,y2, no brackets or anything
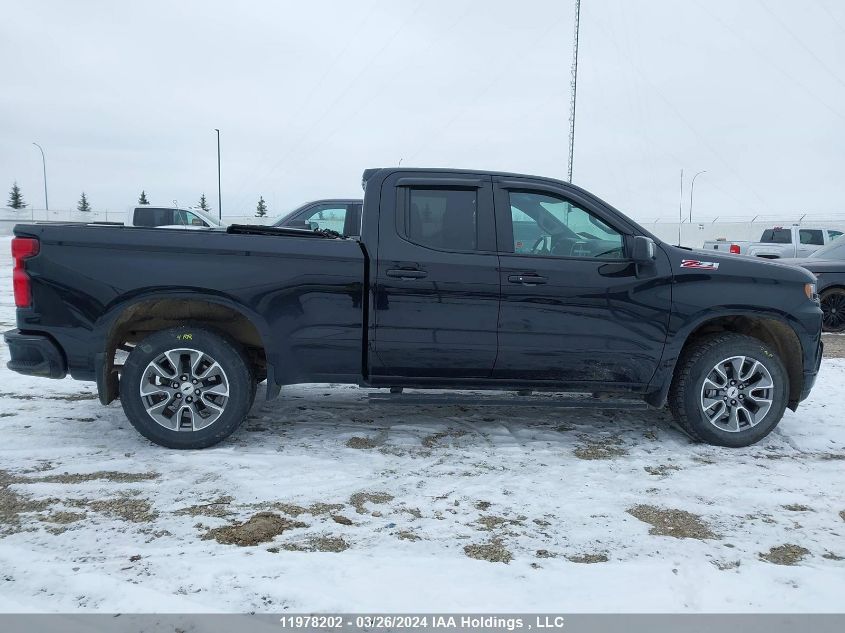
367,392,649,409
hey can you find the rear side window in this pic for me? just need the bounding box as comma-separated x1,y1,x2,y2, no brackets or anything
134,207,174,227
829,230,843,240
406,189,477,251
760,228,791,244
799,229,824,245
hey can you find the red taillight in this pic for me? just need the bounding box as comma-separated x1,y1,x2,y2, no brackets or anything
729,244,740,254
11,237,39,308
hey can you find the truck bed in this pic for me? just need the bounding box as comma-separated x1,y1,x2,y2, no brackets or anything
13,222,367,388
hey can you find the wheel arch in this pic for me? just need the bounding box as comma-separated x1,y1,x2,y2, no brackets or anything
647,311,804,410
94,291,276,405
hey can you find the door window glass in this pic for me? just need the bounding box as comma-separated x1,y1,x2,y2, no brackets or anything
303,205,347,232
508,191,623,259
799,229,824,245
406,189,477,251
828,230,843,240
760,228,792,243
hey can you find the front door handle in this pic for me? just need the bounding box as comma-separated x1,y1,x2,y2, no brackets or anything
508,274,548,285
386,268,428,280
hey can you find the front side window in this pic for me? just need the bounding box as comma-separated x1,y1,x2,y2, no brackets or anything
799,229,824,245
406,189,477,251
828,230,843,240
302,204,347,233
508,191,624,259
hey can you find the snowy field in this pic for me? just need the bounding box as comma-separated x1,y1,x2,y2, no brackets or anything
0,237,844,613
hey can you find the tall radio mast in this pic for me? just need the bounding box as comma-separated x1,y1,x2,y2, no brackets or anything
567,0,582,183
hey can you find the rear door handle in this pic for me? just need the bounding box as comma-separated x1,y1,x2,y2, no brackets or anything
508,274,548,285
386,268,428,279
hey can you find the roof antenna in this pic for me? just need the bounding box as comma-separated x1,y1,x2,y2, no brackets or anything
398,158,403,166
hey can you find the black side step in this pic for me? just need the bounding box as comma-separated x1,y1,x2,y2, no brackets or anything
367,392,649,409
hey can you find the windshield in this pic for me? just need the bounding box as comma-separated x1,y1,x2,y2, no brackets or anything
810,235,845,259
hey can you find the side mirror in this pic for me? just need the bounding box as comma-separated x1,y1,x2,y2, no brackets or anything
631,236,656,264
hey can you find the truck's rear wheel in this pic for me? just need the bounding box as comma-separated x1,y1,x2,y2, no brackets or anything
668,333,789,447
119,326,254,449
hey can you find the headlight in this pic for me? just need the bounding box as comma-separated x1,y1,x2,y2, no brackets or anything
804,283,818,302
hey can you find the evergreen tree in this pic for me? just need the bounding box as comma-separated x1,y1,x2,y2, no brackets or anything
255,196,268,218
198,193,211,212
7,182,26,209
138,190,149,205
77,192,91,213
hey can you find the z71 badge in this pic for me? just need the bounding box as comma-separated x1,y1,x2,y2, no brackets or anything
680,259,720,270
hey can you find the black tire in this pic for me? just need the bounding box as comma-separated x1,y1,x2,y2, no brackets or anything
668,333,789,447
820,288,845,333
119,326,255,449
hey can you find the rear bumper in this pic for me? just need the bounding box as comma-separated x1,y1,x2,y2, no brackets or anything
3,329,67,379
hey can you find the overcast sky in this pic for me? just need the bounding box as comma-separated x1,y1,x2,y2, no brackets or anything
1,0,843,221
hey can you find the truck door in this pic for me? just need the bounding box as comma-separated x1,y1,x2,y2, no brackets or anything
370,172,499,381
797,228,824,257
491,177,672,388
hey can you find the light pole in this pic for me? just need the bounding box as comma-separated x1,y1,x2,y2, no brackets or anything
214,129,222,221
32,142,48,210
689,170,707,222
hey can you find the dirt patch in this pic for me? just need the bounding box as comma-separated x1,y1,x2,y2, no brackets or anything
331,515,353,526
644,465,681,476
474,501,492,511
349,492,393,514
782,504,813,512
0,470,57,534
346,436,381,449
271,502,345,517
397,530,421,542
535,549,556,559
203,512,307,546
760,544,810,566
823,552,844,561
840,510,845,522
29,471,159,485
574,436,628,460
822,334,845,358
464,539,512,563
309,536,349,552
712,560,741,570
422,429,467,449
477,514,524,532
627,505,717,540
40,511,86,524
566,552,608,564
174,496,234,518
86,497,158,523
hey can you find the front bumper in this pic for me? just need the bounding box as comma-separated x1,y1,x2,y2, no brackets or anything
3,329,67,379
799,338,824,402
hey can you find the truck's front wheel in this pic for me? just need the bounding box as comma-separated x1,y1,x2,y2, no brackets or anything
668,333,789,447
119,326,255,449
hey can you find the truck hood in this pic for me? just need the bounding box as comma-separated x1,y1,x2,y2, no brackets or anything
667,245,816,283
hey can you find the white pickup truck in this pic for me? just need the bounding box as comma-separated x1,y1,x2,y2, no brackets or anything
703,225,843,259
125,205,222,229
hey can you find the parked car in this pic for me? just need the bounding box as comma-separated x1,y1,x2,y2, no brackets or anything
701,238,753,255
780,235,845,332
272,199,362,236
126,205,221,229
704,226,842,258
6,168,822,450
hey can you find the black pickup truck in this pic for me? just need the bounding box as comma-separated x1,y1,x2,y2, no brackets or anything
5,168,823,449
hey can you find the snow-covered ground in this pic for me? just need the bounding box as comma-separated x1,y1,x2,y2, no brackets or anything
0,238,843,613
